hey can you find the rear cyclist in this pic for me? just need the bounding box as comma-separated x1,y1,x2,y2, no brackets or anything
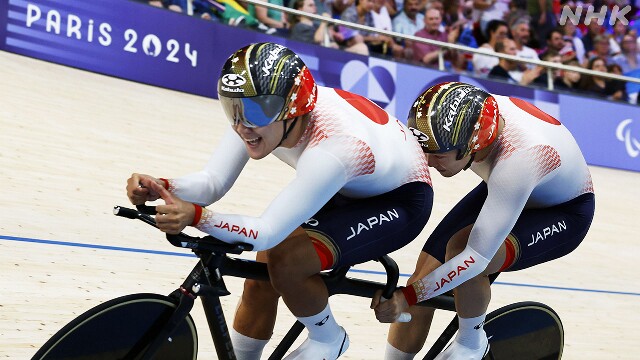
372,82,595,360
126,42,433,359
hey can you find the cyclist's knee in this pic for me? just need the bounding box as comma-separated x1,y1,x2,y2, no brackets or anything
242,278,279,302
266,231,320,292
267,255,310,294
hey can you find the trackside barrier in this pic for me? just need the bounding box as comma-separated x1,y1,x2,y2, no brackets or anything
1,0,638,171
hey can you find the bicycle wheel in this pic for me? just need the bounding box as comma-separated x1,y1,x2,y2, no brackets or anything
32,293,198,360
484,301,563,360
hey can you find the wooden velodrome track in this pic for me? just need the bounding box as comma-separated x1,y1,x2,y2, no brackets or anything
1,50,638,359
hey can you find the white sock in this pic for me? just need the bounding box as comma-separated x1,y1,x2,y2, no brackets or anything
296,303,340,343
230,328,269,360
385,342,417,360
455,314,487,349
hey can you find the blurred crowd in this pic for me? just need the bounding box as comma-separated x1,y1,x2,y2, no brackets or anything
135,0,640,103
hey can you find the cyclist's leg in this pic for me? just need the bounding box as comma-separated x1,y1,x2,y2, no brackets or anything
438,192,595,359
267,227,347,359
278,181,433,359
232,250,280,359
231,227,336,359
446,226,506,318
387,251,441,357
385,183,487,359
434,226,505,359
420,227,505,360
268,227,327,315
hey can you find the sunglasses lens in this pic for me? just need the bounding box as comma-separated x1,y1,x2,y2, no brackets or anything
220,95,285,128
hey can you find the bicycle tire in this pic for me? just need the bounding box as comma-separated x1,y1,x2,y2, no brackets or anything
32,293,198,360
484,301,563,360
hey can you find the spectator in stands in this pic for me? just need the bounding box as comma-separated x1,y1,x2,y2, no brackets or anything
559,21,586,64
426,0,445,17
582,20,605,56
441,0,463,29
609,19,629,55
143,0,222,20
631,11,640,45
578,57,625,100
191,0,223,21
424,0,446,32
538,52,564,87
392,0,425,37
504,0,528,29
290,0,336,46
244,0,289,34
341,0,402,57
511,18,539,66
472,0,509,37
218,0,261,27
554,59,583,91
329,0,356,18
371,0,406,57
378,0,398,18
587,34,615,63
144,0,184,12
489,38,544,85
442,0,477,70
410,7,461,67
146,0,163,7
312,0,331,15
612,33,640,73
455,2,480,57
526,0,556,49
156,0,182,11
558,0,584,34
290,0,370,54
607,63,629,102
392,0,404,15
371,0,393,33
472,19,509,76
539,29,571,62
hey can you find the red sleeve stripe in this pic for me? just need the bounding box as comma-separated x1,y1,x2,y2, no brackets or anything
401,285,418,307
159,178,170,190
191,204,203,226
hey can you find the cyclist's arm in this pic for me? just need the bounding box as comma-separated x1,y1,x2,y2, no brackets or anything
402,155,541,305
168,128,249,206
193,145,349,251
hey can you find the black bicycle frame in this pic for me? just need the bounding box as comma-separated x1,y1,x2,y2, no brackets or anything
114,205,458,360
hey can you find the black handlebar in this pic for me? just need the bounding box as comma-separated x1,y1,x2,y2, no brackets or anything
113,205,253,254
136,204,157,216
379,255,400,299
113,205,141,219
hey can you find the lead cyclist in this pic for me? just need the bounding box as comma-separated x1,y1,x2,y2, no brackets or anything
372,82,595,360
126,42,434,360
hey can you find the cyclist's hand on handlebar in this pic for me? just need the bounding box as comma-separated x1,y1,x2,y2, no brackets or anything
143,178,196,235
127,173,164,205
371,288,409,323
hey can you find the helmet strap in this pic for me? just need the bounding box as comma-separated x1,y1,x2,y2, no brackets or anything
463,153,475,171
276,117,299,148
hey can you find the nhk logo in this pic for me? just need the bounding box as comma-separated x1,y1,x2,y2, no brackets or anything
559,5,632,26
